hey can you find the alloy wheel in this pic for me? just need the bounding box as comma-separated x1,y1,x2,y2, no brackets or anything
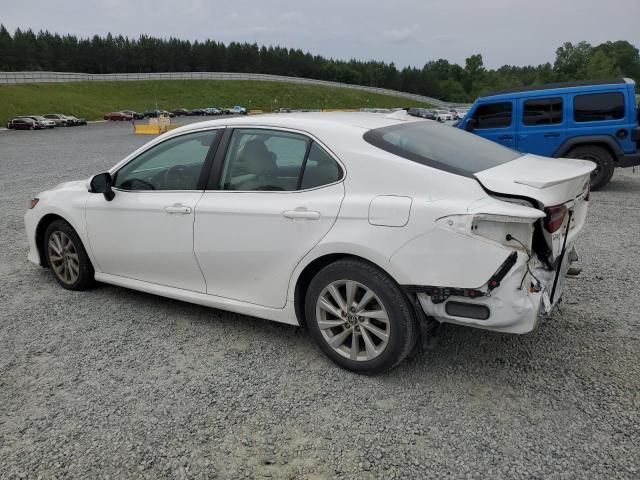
48,231,80,285
315,280,390,361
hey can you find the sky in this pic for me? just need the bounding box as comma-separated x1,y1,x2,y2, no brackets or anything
2,0,639,69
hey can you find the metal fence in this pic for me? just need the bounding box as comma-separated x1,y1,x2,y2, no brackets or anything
0,71,455,107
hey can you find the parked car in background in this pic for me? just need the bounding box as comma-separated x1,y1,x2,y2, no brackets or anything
159,110,176,118
190,108,208,116
143,109,161,118
458,78,640,190
43,114,72,127
122,110,144,120
7,117,38,130
230,105,248,115
407,108,437,120
104,112,133,121
172,108,192,116
205,107,222,115
18,115,55,129
433,109,454,122
25,112,593,374
66,115,87,126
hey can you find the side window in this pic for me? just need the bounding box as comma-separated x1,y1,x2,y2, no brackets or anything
471,102,512,129
114,130,219,191
523,97,563,125
221,129,309,191
300,143,343,189
574,92,625,122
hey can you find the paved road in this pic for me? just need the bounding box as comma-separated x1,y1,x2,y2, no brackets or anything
0,120,639,479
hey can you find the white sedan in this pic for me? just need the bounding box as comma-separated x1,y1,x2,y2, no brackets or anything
24,112,594,374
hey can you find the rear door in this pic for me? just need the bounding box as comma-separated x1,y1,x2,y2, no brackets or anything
194,127,345,308
467,100,517,149
517,95,567,157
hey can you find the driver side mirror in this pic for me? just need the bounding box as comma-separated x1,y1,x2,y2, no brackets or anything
465,118,478,132
90,172,115,201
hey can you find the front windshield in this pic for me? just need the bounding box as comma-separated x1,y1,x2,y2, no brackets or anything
363,120,521,177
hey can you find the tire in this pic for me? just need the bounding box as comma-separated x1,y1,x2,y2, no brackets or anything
566,145,615,191
304,259,418,374
44,220,96,291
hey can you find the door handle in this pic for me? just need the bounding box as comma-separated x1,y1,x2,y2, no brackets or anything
498,135,514,141
283,209,321,220
164,204,192,214
544,133,561,138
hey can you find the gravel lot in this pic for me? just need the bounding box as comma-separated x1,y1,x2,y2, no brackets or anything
1,120,639,479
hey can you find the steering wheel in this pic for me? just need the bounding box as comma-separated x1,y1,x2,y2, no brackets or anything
164,165,194,189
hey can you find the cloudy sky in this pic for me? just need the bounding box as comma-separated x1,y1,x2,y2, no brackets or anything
2,0,639,68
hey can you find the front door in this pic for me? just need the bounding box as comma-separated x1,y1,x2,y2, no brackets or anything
86,129,222,292
517,95,566,157
467,100,517,149
194,128,345,308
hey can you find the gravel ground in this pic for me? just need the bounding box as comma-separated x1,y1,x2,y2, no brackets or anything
0,121,639,479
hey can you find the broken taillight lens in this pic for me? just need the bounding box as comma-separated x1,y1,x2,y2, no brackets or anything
543,204,568,233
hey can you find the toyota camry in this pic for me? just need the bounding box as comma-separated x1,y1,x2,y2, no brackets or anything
24,112,594,374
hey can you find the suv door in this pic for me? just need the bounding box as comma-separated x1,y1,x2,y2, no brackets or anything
517,95,567,157
194,127,345,308
466,101,516,149
85,128,222,292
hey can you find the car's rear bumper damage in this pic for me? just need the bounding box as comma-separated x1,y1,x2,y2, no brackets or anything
407,244,577,334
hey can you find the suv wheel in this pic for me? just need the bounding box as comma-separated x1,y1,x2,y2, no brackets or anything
44,220,96,290
566,145,615,191
305,259,418,374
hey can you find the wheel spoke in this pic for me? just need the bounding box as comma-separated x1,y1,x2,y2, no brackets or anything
328,328,351,348
49,254,63,263
317,319,346,330
360,327,378,360
319,298,343,319
355,289,375,312
359,309,389,322
362,323,389,341
350,332,359,360
345,281,357,309
327,284,346,312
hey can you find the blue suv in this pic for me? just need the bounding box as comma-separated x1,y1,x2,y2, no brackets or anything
458,79,640,189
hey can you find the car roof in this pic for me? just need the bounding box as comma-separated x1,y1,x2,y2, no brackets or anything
172,111,424,136
480,78,634,100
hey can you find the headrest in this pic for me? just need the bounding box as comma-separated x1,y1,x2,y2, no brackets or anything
241,140,277,176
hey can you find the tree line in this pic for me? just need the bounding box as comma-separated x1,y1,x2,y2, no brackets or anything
0,26,638,102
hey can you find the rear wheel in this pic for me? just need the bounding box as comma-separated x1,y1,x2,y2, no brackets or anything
566,145,615,191
44,220,96,290
305,259,418,374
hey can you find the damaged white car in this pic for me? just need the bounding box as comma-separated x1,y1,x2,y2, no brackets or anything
24,112,593,374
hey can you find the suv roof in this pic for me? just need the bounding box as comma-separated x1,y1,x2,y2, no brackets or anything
482,78,633,98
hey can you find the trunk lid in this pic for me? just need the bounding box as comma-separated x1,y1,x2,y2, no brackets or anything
474,154,594,262
473,154,594,207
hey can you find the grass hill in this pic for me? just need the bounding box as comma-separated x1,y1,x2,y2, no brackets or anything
0,80,432,123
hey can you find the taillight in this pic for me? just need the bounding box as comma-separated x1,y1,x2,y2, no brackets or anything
543,204,568,233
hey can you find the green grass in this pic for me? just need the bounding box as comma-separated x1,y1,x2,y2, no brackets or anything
0,80,432,123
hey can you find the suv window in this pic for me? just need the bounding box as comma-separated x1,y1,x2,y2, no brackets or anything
114,130,219,190
523,97,563,125
573,92,625,122
471,102,512,129
220,129,343,191
363,121,520,177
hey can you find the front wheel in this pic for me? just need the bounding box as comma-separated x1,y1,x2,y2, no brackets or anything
44,220,96,290
305,259,418,374
566,145,615,191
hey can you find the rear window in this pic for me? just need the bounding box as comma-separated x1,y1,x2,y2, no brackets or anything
363,121,521,177
523,97,563,125
573,92,625,122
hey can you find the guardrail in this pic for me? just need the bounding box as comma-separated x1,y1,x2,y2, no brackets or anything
0,71,457,107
